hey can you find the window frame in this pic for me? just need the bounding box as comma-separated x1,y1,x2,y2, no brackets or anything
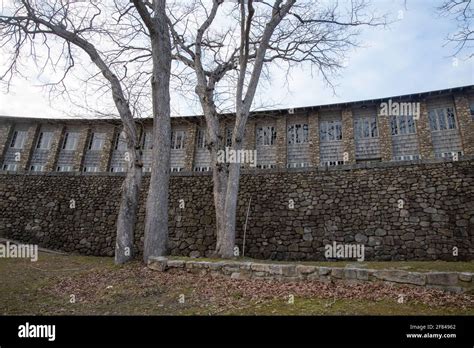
196,129,207,149
88,132,105,151
428,107,457,131
287,123,309,145
171,130,185,150
62,132,79,151
114,132,127,151
256,126,276,146
354,116,378,140
320,120,342,142
10,130,27,149
390,115,416,136
36,131,53,150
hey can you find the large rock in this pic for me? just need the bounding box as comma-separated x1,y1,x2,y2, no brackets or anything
373,270,426,286
426,272,459,286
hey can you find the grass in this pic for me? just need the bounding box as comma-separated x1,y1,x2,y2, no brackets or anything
0,252,472,316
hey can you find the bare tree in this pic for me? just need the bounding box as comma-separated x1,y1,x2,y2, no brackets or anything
0,0,169,264
438,0,473,58
169,0,386,257
131,0,172,262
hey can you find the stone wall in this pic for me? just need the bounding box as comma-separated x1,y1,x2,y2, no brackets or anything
148,257,474,293
0,159,473,261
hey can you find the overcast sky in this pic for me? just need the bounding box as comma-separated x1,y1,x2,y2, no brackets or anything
0,0,472,119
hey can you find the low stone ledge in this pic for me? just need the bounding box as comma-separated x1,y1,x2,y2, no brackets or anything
373,270,427,286
147,258,474,293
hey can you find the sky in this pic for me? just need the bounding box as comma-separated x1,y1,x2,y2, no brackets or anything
0,0,473,119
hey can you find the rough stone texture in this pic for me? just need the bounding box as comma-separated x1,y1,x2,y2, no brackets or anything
0,122,12,165
426,272,459,286
308,112,320,166
377,110,393,162
19,124,39,172
45,126,65,172
148,258,474,293
373,270,426,286
454,94,474,156
98,125,116,172
69,126,89,172
341,109,355,164
183,123,197,171
0,159,473,261
417,101,435,160
275,116,287,168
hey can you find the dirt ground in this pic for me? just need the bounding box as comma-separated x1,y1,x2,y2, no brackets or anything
0,252,472,315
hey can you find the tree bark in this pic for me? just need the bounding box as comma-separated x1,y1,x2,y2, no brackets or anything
115,148,143,264
143,0,172,263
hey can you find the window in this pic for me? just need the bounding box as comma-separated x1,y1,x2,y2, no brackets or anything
390,115,416,136
354,116,378,139
287,162,310,168
428,107,457,131
256,164,276,169
83,166,99,173
320,120,342,142
3,163,18,171
10,130,27,149
435,151,463,159
394,155,420,161
225,128,233,147
143,167,151,173
197,129,206,149
470,102,474,120
88,133,105,151
36,132,53,150
57,166,73,172
171,130,185,150
194,166,210,172
111,167,124,173
288,124,309,145
30,165,44,172
142,131,153,150
62,132,79,150
256,126,276,146
171,167,183,172
114,132,127,151
110,166,125,173
322,160,344,166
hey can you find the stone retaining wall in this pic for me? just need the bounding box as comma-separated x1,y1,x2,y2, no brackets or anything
148,257,474,294
0,159,473,261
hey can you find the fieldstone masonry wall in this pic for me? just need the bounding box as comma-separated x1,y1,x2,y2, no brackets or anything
341,109,355,164
417,101,435,160
0,159,472,261
0,122,12,165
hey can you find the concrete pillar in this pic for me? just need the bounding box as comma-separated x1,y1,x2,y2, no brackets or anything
416,101,434,160
275,116,287,168
454,94,474,156
184,122,197,171
308,112,320,166
341,108,355,164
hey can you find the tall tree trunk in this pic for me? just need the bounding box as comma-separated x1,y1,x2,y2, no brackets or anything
215,114,246,258
115,150,143,264
212,152,228,255
143,0,172,263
